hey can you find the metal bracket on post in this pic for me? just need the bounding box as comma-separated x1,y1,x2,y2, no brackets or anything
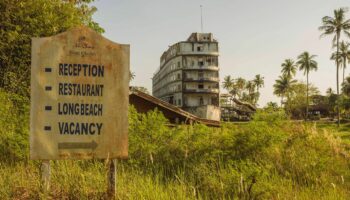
41,160,51,196
107,159,117,199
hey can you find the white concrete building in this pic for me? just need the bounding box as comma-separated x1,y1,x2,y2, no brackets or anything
152,33,220,121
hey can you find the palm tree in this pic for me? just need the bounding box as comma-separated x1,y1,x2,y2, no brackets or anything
342,76,350,96
326,87,334,96
319,7,350,126
246,81,256,103
297,51,318,120
331,51,342,66
246,81,255,93
130,71,135,81
273,75,296,107
253,74,264,93
281,59,297,79
266,101,279,111
339,41,350,84
222,75,234,92
229,86,239,99
236,77,246,99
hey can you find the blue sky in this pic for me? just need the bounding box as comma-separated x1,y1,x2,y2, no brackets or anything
92,0,350,106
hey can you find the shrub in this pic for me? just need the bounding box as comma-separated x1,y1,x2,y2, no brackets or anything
0,90,29,162
0,96,350,199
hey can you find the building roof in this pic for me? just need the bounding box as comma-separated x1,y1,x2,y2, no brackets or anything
186,32,217,42
129,87,220,127
220,93,257,112
231,98,257,112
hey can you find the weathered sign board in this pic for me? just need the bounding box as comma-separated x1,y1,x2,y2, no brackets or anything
30,26,129,160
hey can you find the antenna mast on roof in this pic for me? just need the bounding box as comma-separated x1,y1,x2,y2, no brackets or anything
200,5,203,33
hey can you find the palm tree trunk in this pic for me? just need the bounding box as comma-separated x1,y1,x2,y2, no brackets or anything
281,96,284,108
287,92,291,114
343,62,346,85
336,34,340,127
306,71,309,121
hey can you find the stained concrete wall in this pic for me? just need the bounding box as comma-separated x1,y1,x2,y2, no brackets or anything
184,105,220,121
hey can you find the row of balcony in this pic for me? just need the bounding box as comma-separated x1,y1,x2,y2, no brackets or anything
182,88,219,93
183,65,219,71
154,88,219,98
154,65,218,85
178,51,219,56
183,77,219,82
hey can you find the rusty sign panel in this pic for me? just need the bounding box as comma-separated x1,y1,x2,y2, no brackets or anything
30,26,129,160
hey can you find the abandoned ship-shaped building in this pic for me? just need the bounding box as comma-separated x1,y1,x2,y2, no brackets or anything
152,33,220,121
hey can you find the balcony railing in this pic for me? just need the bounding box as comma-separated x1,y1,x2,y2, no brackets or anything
183,88,219,93
183,77,219,82
183,65,218,71
178,51,219,56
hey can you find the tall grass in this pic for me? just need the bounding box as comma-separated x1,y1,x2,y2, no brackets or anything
0,90,350,199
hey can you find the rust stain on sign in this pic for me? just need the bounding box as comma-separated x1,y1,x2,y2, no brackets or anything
30,26,129,160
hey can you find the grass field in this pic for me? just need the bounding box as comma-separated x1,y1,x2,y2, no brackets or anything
1,95,350,199
313,121,350,147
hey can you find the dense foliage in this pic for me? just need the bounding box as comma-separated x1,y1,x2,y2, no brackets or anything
0,90,349,199
222,75,264,106
0,0,103,96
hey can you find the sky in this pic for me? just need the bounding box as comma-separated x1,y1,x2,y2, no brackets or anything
91,0,350,107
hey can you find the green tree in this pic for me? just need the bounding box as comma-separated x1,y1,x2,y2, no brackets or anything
236,77,246,99
288,82,319,119
222,75,234,92
130,71,136,81
339,41,350,84
229,86,239,99
264,101,279,111
297,52,318,120
246,81,256,94
281,59,297,79
326,87,334,96
0,0,103,96
131,86,150,94
319,7,350,126
332,42,350,85
273,75,296,107
325,87,337,118
331,51,342,70
342,76,350,96
253,74,264,93
245,81,256,104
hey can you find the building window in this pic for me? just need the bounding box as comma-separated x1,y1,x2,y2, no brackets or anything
198,61,204,67
198,72,203,79
206,57,212,65
211,97,218,106
177,73,181,80
198,84,204,89
178,99,181,106
183,58,187,67
199,96,204,105
197,45,203,51
177,62,181,68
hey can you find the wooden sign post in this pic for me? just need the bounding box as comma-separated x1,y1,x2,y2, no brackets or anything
30,26,129,197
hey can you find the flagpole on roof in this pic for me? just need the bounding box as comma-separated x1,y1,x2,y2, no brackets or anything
200,5,204,33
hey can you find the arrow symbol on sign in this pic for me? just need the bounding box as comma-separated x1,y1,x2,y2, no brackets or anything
58,140,98,150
